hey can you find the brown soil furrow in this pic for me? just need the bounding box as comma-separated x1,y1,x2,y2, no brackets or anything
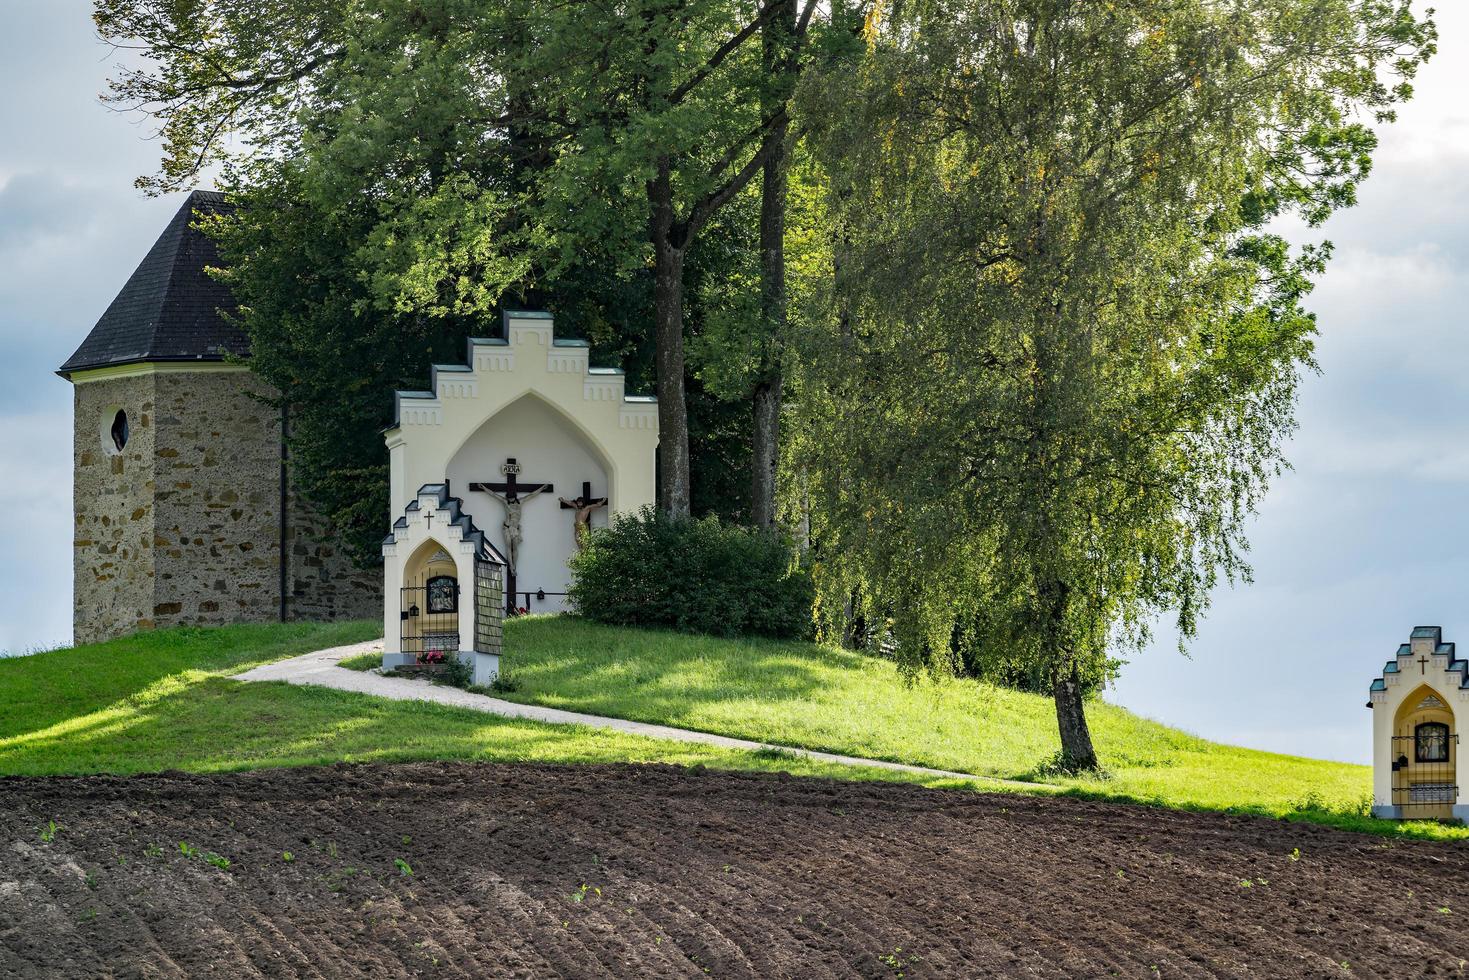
0,878,111,977
610,804,907,975
731,807,1106,975
4,761,1469,978
673,804,1131,974
1025,837,1369,975
228,909,335,978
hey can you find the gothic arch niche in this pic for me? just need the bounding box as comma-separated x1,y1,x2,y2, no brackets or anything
401,538,461,663
1391,683,1457,818
445,392,613,613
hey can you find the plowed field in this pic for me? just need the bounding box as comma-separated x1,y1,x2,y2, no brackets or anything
2,762,1465,977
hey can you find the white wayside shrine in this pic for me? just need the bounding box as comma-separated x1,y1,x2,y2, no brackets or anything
1367,626,1469,821
380,311,659,681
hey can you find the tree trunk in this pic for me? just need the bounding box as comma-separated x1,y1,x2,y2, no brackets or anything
649,158,692,517
1051,660,1099,771
841,592,865,650
751,377,781,526
1039,575,1099,771
750,169,785,526
750,0,794,528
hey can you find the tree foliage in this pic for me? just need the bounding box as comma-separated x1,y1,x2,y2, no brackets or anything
95,0,843,522
795,0,1434,768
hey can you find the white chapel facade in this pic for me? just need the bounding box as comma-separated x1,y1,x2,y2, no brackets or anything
380,310,659,679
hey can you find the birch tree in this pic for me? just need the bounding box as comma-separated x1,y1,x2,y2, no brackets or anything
797,0,1434,769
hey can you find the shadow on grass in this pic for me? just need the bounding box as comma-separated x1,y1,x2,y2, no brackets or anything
0,675,782,778
497,615,838,721
0,621,379,744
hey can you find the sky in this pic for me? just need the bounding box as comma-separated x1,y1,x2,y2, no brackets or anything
0,1,1463,765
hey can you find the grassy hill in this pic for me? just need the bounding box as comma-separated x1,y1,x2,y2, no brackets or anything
498,618,1412,831
0,622,979,788
0,618,1460,840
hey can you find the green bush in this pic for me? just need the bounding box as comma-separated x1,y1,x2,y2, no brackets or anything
436,655,474,690
567,507,814,639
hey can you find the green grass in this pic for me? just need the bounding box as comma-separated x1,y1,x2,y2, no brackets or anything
0,622,988,793
337,651,382,672
494,616,1469,841
3,617,1463,840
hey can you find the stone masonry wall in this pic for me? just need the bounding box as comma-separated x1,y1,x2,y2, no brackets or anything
72,372,158,645
285,495,381,623
73,368,382,643
151,371,283,627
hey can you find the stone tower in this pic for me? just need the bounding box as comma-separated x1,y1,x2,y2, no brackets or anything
58,191,379,645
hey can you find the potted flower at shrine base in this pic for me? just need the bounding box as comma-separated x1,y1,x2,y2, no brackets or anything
390,636,458,679
392,648,475,687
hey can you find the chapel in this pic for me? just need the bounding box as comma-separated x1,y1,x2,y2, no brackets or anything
58,191,379,643
378,311,660,682
1367,626,1469,820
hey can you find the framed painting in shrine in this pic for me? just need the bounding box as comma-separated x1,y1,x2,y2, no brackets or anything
426,574,459,614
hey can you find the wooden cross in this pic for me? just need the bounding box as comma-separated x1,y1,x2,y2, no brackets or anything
559,481,608,513
1420,655,1430,675
468,458,554,503
469,458,554,614
560,482,609,551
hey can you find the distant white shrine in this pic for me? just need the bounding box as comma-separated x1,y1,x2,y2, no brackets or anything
1367,626,1469,820
379,311,659,681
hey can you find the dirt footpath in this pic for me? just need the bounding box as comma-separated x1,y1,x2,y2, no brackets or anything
1,762,1466,978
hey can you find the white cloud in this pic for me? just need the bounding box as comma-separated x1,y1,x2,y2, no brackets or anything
0,410,74,654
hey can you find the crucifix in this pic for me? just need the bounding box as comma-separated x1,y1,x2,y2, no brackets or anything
469,458,554,611
559,481,609,551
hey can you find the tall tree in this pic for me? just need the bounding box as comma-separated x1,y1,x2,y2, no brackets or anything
96,0,842,519
797,0,1434,769
751,0,797,527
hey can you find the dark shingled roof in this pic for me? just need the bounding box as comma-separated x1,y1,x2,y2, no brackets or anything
58,190,246,376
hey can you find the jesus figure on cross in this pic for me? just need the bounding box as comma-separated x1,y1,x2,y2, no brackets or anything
469,459,555,578
482,485,549,574
559,482,608,551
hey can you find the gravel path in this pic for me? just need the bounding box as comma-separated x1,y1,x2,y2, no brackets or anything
233,640,1039,789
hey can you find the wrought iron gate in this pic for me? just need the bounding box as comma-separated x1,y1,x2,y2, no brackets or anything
1391,730,1458,811
400,583,459,664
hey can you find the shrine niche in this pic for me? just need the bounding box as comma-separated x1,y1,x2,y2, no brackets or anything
403,544,462,662
1367,626,1469,820
381,484,506,680
380,310,658,673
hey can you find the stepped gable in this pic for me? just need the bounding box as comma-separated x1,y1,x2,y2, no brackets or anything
58,190,244,375
383,483,507,565
385,310,657,434
1367,626,1469,706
